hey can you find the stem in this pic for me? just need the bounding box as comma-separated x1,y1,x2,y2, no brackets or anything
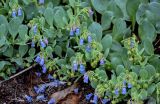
0,64,37,85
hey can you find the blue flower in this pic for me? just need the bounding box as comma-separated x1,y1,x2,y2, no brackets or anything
75,28,80,35
123,80,126,86
35,72,42,77
25,95,32,103
35,55,41,63
33,25,37,35
40,40,46,48
48,98,55,104
34,86,39,94
72,62,78,71
70,28,74,36
100,59,105,65
128,83,132,88
42,64,47,73
101,98,110,104
36,95,45,101
130,39,134,48
79,38,84,45
86,45,91,52
39,0,44,4
87,35,92,43
122,87,127,95
93,95,98,104
85,93,93,101
89,8,94,16
48,80,59,87
12,10,16,18
39,58,45,66
74,88,79,94
44,38,48,44
48,74,54,80
79,64,85,74
31,41,35,48
18,8,22,16
83,73,89,83
114,89,119,95
37,85,46,94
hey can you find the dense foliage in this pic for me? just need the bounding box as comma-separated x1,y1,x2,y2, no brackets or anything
0,0,160,103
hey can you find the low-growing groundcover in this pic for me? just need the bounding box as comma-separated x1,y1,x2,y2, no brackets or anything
0,0,160,104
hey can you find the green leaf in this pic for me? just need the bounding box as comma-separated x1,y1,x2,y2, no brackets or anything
145,65,156,78
139,20,156,42
11,57,23,66
101,35,112,50
0,72,8,80
46,46,53,56
95,68,108,80
22,0,31,5
139,89,148,100
44,7,54,26
136,2,160,25
131,65,141,75
24,3,38,20
147,84,156,95
0,36,6,47
147,97,157,104
115,0,129,20
3,46,14,57
91,0,109,14
101,11,113,30
107,1,123,18
139,69,148,80
112,18,127,41
143,38,154,55
104,48,110,58
29,48,35,57
0,15,8,25
116,65,125,75
0,24,7,37
88,22,102,42
0,61,10,71
44,27,56,38
126,0,140,28
53,6,68,28
19,45,28,57
149,55,160,73
67,48,75,57
8,18,21,39
55,45,62,57
111,40,123,52
18,25,28,40
69,0,76,7
110,56,122,69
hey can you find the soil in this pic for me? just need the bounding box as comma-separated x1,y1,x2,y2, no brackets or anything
0,70,92,104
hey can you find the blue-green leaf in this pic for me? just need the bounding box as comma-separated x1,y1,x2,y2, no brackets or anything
88,22,102,42
143,38,154,55
139,20,156,42
101,11,113,30
101,35,112,50
19,45,28,57
9,18,21,39
44,7,54,26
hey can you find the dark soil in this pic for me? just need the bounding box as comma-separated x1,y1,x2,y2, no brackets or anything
0,70,92,104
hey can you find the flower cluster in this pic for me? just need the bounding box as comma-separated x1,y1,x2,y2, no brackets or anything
85,93,110,104
39,0,45,4
35,55,47,73
70,27,80,36
12,7,22,17
25,73,65,103
72,61,86,74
